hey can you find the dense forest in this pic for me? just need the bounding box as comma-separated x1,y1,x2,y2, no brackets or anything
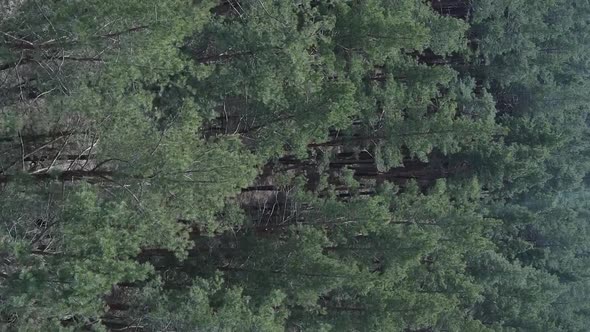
1,0,590,330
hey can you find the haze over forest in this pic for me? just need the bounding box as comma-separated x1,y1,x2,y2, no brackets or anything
1,0,590,331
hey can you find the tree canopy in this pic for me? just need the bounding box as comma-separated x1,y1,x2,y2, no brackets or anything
1,0,589,331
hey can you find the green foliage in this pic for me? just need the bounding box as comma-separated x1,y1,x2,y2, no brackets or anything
0,185,163,328
2,0,590,331
127,276,287,331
